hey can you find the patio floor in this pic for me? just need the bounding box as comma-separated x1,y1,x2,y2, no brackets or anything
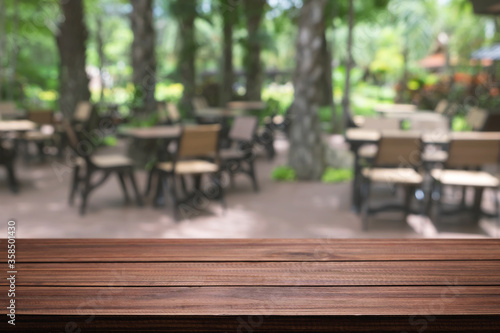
0,136,498,238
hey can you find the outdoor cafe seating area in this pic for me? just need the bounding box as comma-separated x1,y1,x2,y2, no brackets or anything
1,98,500,238
0,99,270,221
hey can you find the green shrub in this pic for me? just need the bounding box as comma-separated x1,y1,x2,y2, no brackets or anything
103,135,118,147
271,166,296,182
321,167,353,183
452,115,471,132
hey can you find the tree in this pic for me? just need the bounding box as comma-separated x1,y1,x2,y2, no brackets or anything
172,0,198,116
57,0,91,118
341,0,355,130
288,0,327,181
219,0,238,106
130,0,156,114
243,0,266,101
0,0,5,99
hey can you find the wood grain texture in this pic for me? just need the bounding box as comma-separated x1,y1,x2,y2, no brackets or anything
2,239,499,331
3,239,500,262
11,286,500,316
7,261,500,287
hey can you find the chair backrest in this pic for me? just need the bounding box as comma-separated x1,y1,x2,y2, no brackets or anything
410,116,449,132
73,101,93,123
157,101,168,123
361,117,401,130
466,107,488,131
374,132,422,167
229,116,258,142
446,134,500,168
178,124,221,159
435,100,448,114
192,97,208,111
28,110,54,125
62,120,92,161
0,101,17,114
167,103,181,123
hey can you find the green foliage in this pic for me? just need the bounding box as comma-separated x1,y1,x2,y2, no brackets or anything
271,166,296,182
452,115,472,132
103,135,118,147
321,168,354,184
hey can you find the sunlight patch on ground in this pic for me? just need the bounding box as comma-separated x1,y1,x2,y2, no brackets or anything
160,207,259,238
479,219,500,238
407,215,438,237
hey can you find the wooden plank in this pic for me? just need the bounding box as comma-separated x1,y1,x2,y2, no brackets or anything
8,261,500,287
8,315,500,332
9,286,500,316
4,239,500,263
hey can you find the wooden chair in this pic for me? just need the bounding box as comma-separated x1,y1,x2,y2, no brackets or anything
21,110,56,161
0,102,18,119
63,121,143,215
429,134,500,222
154,124,224,220
360,132,424,230
358,117,401,131
73,101,94,129
220,116,259,192
410,115,450,168
466,107,488,131
0,138,18,193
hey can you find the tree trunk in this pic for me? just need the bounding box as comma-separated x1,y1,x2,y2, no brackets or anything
341,0,355,131
319,32,333,108
57,0,91,119
243,0,265,101
96,16,105,102
0,0,5,99
130,0,156,115
396,44,409,103
330,2,341,134
174,0,197,116
219,0,236,106
8,0,19,101
288,0,327,181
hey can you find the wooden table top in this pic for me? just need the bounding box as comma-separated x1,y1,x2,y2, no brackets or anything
345,129,500,147
345,128,450,145
227,101,266,110
119,125,182,139
0,120,37,132
374,104,417,113
1,239,499,331
195,108,244,118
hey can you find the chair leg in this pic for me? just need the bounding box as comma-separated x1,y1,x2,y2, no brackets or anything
144,169,155,196
69,165,81,205
180,175,189,197
404,185,415,219
117,172,130,203
248,159,259,193
214,172,226,212
473,187,484,222
434,182,443,225
128,169,143,207
495,189,500,238
360,178,371,231
167,175,180,221
80,169,92,216
5,162,19,194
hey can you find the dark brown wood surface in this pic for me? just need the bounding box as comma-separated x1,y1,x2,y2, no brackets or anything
4,238,500,262
7,261,500,286
1,238,499,332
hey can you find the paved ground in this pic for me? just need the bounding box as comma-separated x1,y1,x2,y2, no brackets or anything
0,136,498,238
